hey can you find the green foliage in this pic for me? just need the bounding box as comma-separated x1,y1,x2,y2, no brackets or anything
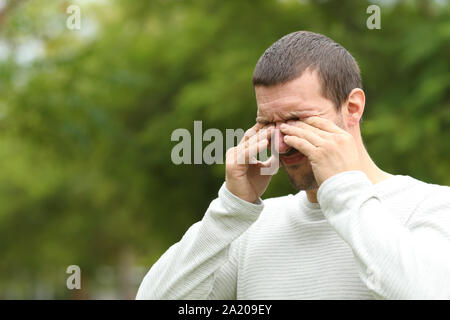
0,0,448,298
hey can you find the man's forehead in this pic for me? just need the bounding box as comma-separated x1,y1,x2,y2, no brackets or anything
256,92,303,106
256,88,319,116
256,101,318,118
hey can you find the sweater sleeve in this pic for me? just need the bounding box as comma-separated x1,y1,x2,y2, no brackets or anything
317,170,450,299
136,182,264,300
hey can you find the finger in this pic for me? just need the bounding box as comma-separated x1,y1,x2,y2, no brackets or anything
235,129,270,164
236,127,271,154
238,122,263,145
256,155,280,176
280,123,325,147
235,127,272,164
303,116,346,134
252,127,272,144
245,139,269,164
286,119,331,139
283,135,316,158
256,154,279,167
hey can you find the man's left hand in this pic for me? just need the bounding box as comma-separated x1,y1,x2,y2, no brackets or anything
280,116,363,186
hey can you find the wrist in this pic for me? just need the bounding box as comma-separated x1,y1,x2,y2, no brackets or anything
220,182,264,211
225,181,259,204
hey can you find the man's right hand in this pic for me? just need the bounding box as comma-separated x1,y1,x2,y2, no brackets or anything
225,123,278,203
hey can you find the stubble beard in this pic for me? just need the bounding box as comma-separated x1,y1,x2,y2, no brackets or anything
283,160,319,191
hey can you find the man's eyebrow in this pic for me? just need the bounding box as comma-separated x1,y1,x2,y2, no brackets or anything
256,115,269,123
256,111,311,123
283,111,307,119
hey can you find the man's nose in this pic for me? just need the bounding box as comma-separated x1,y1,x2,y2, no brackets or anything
273,122,291,154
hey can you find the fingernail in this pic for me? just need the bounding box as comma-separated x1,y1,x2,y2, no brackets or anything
280,123,287,130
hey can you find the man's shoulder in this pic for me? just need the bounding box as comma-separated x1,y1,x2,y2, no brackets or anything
391,175,450,219
411,177,450,207
400,175,450,197
380,174,450,199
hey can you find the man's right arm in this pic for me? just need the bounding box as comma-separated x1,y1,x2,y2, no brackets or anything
136,124,275,299
135,182,264,299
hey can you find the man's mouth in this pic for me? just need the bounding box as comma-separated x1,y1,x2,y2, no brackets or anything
279,148,306,165
279,147,298,157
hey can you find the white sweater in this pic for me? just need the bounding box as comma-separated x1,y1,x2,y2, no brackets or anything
136,171,450,299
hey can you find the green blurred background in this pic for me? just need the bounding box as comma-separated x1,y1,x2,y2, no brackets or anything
0,0,449,299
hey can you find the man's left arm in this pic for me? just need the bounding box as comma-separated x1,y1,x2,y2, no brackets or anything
318,170,450,299
281,116,450,299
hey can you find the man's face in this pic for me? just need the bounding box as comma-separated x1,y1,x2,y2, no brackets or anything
254,69,345,191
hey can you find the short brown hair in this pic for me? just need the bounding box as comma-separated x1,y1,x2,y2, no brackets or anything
252,31,362,111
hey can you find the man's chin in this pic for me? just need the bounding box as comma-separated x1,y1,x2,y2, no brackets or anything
282,162,300,169
284,166,318,191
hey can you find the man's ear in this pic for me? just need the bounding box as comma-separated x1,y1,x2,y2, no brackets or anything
344,88,365,127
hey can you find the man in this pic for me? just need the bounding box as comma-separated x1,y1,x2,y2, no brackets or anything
136,31,450,299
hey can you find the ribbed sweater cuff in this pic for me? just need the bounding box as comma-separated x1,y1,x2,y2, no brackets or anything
218,182,264,216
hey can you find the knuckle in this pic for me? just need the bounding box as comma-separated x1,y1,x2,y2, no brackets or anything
226,147,236,158
247,127,257,135
336,133,351,144
334,134,345,144
316,147,326,157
